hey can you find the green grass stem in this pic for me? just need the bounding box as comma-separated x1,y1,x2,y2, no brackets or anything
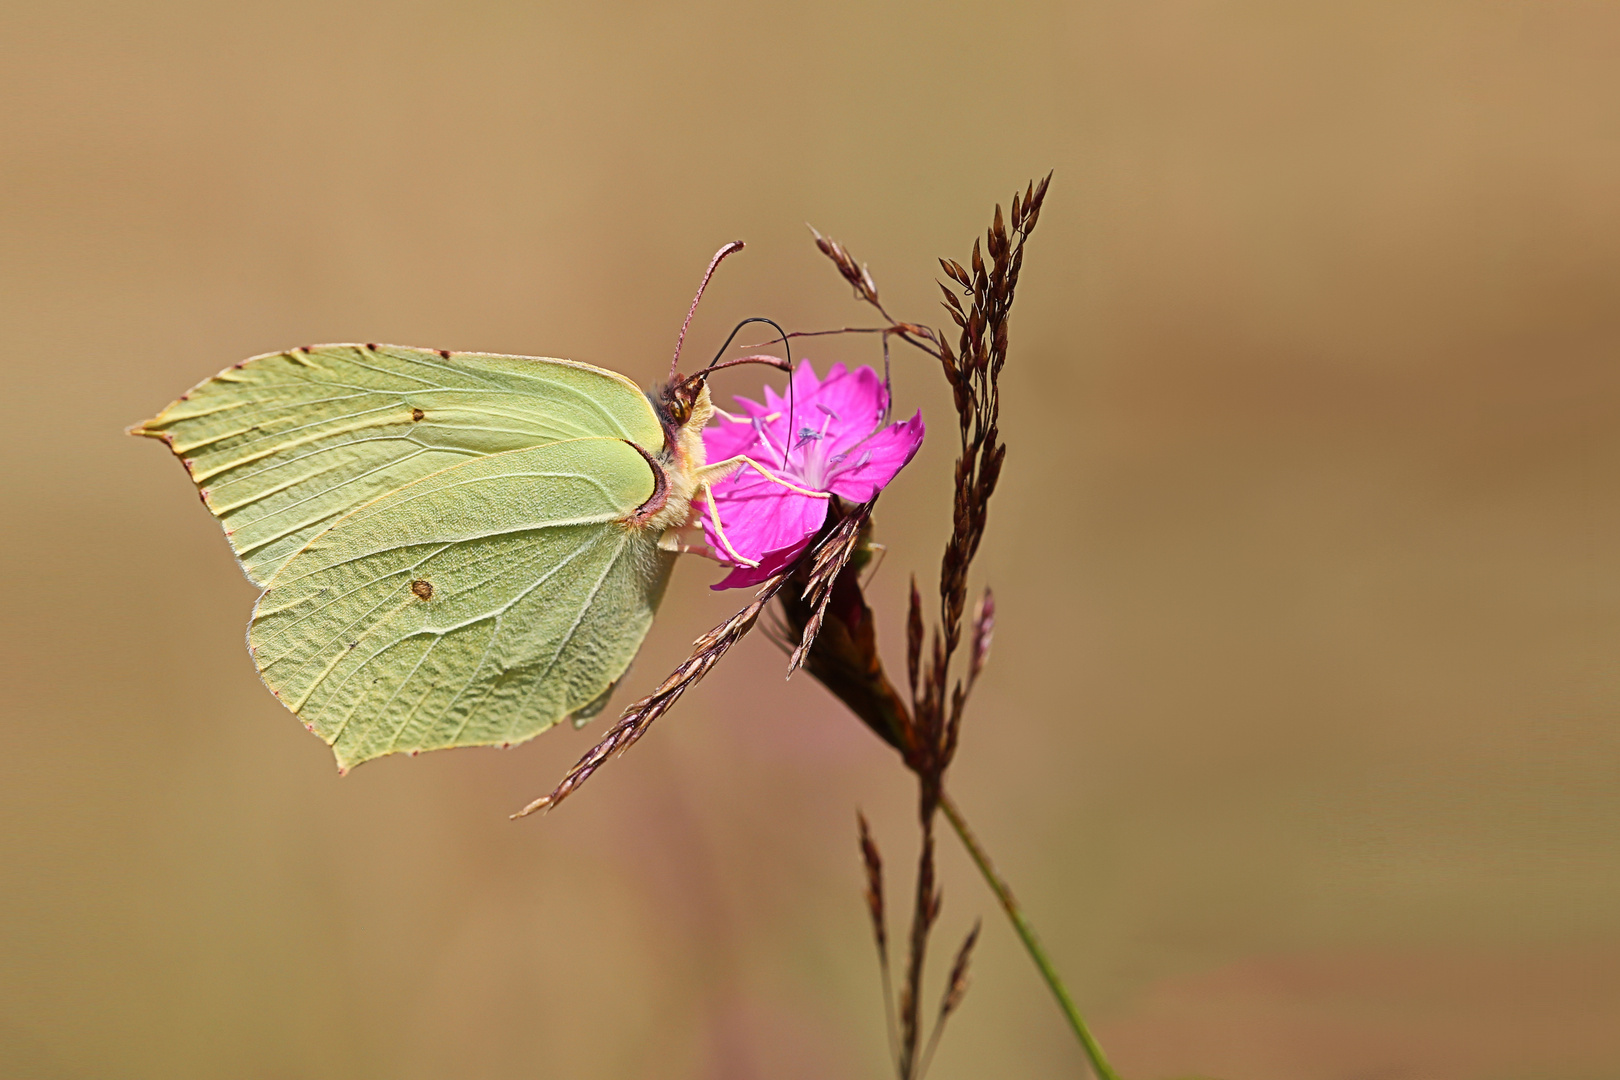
940,791,1122,1080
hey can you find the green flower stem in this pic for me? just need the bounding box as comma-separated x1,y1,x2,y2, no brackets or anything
939,791,1122,1080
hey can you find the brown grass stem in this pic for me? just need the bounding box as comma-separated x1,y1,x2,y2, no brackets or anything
857,811,902,1073
916,918,979,1080
790,178,1123,1078
896,807,939,1080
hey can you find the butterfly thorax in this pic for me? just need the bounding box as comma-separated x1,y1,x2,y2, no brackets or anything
636,379,714,535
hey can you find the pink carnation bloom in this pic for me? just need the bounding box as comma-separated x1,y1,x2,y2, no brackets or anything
701,361,925,590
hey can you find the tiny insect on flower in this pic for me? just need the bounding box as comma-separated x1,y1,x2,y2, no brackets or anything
702,361,924,589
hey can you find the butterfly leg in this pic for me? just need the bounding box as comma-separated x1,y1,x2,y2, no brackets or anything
656,518,712,556
689,457,832,567
698,482,758,566
695,455,834,500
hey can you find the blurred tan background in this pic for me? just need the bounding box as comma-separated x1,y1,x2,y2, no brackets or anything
3,1,1618,1077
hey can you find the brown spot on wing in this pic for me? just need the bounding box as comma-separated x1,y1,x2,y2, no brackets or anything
438,349,451,359
410,408,425,422
410,579,434,601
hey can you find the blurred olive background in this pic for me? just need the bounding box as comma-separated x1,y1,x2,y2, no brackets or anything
3,1,1618,1078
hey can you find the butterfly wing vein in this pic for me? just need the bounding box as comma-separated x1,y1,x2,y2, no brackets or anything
133,344,664,585
248,438,674,769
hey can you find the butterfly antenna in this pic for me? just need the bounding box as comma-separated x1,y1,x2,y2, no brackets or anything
703,316,795,467
881,331,893,428
671,241,745,379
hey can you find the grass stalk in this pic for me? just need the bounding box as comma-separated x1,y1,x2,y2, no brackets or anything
940,791,1121,1080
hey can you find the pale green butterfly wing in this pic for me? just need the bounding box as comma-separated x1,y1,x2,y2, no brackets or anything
249,438,673,770
132,344,664,585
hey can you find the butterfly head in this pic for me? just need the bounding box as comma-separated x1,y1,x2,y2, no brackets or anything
658,372,708,430
653,372,717,478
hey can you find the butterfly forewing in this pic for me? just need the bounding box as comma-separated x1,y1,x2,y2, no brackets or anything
248,438,674,769
133,345,665,585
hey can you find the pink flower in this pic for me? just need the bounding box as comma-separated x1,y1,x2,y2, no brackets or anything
702,361,925,590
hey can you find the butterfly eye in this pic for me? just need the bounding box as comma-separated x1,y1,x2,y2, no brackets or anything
661,376,703,427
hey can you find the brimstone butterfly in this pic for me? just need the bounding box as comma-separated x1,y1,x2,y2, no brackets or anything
132,247,816,771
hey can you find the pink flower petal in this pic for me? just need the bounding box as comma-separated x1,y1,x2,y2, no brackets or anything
826,411,925,503
704,410,767,464
700,360,924,590
700,475,828,569
804,365,888,447
709,538,814,590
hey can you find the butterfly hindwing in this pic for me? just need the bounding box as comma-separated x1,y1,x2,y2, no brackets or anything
247,438,674,769
132,344,665,585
